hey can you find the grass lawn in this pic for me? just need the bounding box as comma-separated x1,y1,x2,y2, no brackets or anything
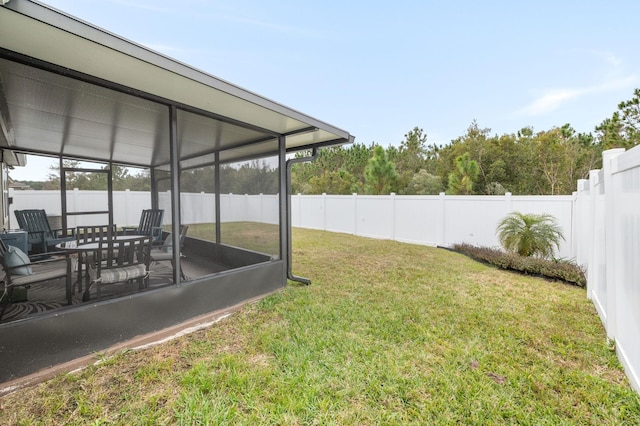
187,222,280,256
1,229,639,424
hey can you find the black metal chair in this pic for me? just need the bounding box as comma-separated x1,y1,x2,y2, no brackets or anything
122,209,164,244
76,225,117,244
84,235,151,301
150,225,189,280
74,225,117,294
14,209,75,255
0,239,72,321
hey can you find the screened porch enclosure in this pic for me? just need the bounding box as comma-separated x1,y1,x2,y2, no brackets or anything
2,153,282,316
0,1,353,383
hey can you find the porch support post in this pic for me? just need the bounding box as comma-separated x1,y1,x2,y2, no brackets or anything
150,168,158,210
278,135,287,282
284,146,317,285
215,151,221,245
59,156,67,229
106,163,114,228
169,105,181,285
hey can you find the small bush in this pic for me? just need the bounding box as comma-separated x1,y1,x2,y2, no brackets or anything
452,243,586,287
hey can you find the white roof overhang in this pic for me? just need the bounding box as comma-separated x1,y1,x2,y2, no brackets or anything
0,0,354,169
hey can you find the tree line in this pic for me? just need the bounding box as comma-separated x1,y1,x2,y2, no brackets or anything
19,88,640,196
31,159,279,194
292,88,640,195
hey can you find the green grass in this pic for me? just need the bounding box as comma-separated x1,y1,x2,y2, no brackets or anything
186,221,280,255
1,229,638,424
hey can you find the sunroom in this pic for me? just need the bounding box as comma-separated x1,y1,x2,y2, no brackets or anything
0,0,353,383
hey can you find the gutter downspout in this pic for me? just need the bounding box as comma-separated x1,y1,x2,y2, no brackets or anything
285,147,318,285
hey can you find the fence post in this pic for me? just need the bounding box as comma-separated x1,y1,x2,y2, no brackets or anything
602,148,625,340
124,189,131,226
322,193,327,231
200,191,205,224
438,192,445,246
504,192,512,213
353,193,358,236
574,180,586,267
390,192,396,240
587,170,600,301
72,188,79,226
295,193,301,228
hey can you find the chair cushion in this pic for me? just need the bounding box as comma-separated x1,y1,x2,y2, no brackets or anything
11,261,68,285
98,264,148,284
5,246,33,275
150,248,172,261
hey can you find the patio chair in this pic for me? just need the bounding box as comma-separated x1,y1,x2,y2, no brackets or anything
122,209,164,244
150,225,189,280
76,224,117,244
0,239,72,321
83,235,151,301
74,224,117,294
14,209,75,255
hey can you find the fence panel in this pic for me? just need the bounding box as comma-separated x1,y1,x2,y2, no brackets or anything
609,147,640,393
10,189,575,255
442,196,508,250
325,195,357,234
511,196,576,259
590,170,608,323
295,195,325,230
355,195,394,240
574,179,591,271
393,195,440,246
180,192,214,225
573,147,640,394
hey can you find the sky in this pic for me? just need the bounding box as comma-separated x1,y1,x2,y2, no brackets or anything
9,0,640,180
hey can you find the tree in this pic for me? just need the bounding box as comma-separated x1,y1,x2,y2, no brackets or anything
364,145,398,195
532,125,597,195
219,160,278,194
496,212,564,259
485,181,507,195
447,152,479,195
535,128,564,195
406,169,443,195
290,144,373,194
43,160,150,191
435,121,493,194
391,127,429,193
596,88,640,149
308,170,360,194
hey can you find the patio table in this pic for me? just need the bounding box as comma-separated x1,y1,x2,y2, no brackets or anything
56,235,146,296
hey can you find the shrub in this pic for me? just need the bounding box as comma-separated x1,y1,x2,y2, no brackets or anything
452,243,586,287
496,212,564,259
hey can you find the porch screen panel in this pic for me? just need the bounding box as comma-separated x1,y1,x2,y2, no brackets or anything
111,166,155,229
219,152,280,258
180,165,215,242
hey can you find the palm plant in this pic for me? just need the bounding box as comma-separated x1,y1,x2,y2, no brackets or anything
496,212,564,259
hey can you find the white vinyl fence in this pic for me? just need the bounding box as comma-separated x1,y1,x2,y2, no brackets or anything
10,189,575,257
8,189,280,229
575,147,640,393
291,193,575,258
